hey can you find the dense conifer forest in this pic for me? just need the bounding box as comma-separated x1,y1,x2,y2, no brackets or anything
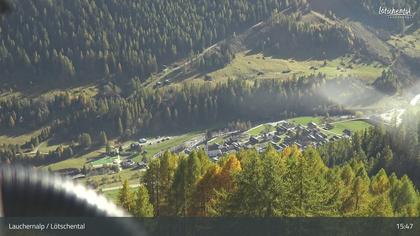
0,0,305,83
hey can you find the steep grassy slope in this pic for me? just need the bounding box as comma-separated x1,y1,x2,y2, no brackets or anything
205,52,384,82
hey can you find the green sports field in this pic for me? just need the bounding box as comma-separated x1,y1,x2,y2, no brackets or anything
330,120,372,134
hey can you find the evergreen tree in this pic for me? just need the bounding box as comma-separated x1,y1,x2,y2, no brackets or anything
368,194,394,217
79,133,92,148
158,151,178,215
378,146,393,173
133,185,154,217
143,158,161,215
343,176,371,216
285,146,335,216
224,146,286,216
118,180,134,212
340,164,355,186
99,131,108,146
169,157,188,216
193,164,222,216
370,169,390,195
117,118,123,136
8,115,15,128
169,151,202,216
390,175,418,216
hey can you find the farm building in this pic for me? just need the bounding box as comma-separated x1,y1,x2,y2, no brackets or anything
208,149,222,159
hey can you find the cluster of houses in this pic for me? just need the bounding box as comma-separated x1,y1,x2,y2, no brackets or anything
73,120,355,179
206,134,244,161
204,121,353,161
277,121,329,149
63,119,357,182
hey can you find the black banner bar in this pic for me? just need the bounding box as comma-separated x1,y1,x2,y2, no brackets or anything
1,217,419,236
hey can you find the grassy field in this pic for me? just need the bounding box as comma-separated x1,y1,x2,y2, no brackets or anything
0,128,43,145
37,140,70,153
246,124,275,136
40,85,98,100
102,186,138,203
103,188,121,202
288,116,322,125
79,168,143,189
90,155,119,166
206,52,384,82
330,120,372,135
44,131,201,173
132,132,202,162
4,81,98,99
46,149,103,171
286,116,371,137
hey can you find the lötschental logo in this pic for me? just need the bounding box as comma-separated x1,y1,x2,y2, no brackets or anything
378,6,415,19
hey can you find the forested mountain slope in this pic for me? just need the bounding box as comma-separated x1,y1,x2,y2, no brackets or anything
0,0,300,85
162,9,391,84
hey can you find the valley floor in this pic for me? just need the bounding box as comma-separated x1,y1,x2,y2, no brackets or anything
43,114,373,202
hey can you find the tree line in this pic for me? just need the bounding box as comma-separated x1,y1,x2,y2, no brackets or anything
118,145,420,217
